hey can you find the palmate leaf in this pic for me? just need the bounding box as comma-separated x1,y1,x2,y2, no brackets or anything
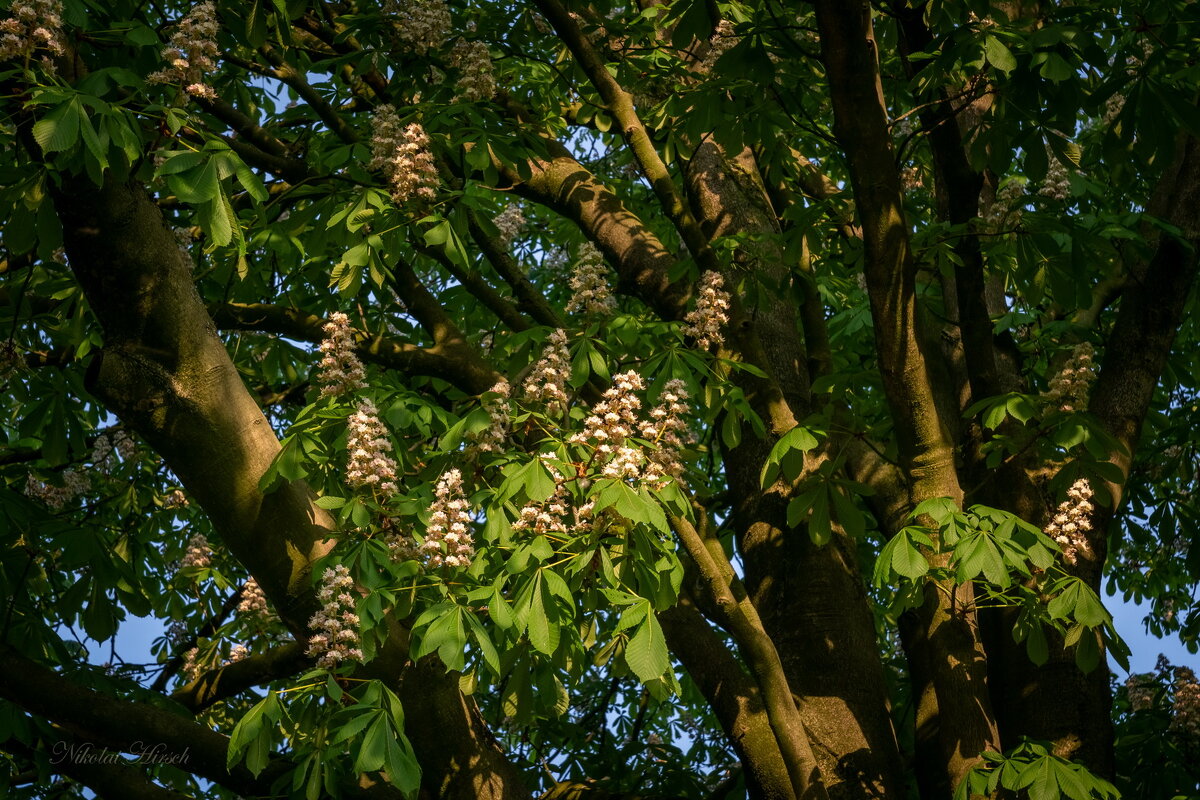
624,614,670,684
32,98,83,154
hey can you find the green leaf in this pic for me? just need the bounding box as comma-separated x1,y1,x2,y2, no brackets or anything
891,530,931,581
624,615,670,684
33,99,83,154
354,716,389,774
526,575,558,655
759,425,820,488
985,36,1018,74
227,693,280,773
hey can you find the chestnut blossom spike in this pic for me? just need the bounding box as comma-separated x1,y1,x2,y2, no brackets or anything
368,106,439,205
571,370,644,450
180,533,211,570
1038,147,1072,201
493,203,525,248
228,643,249,663
682,271,731,350
146,1,219,100
0,0,66,71
564,243,616,316
24,469,90,511
317,312,367,397
237,577,269,618
1172,666,1200,738
469,378,511,453
449,38,495,102
699,19,737,73
640,379,691,487
984,178,1027,230
386,0,451,55
1044,343,1096,413
1044,478,1095,565
112,430,137,460
419,469,475,569
345,399,400,498
1125,673,1155,712
307,565,363,670
523,329,571,407
181,647,202,682
91,435,114,470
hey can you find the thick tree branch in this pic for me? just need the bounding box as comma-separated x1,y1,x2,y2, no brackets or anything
171,642,309,713
670,511,828,800
49,170,526,799
496,140,687,322
1,734,192,800
0,644,289,797
659,593,794,800
812,2,1001,788
211,301,495,394
532,0,720,273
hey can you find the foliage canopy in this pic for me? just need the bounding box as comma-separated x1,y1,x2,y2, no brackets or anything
1,0,1199,799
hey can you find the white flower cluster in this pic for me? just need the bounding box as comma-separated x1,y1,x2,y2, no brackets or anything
1044,342,1096,413
317,312,367,398
237,577,270,618
346,399,400,498
180,533,211,570
900,166,924,191
164,488,189,508
1126,673,1156,712
0,0,66,68
167,621,189,646
493,203,526,247
386,0,451,55
523,329,571,407
565,243,617,316
700,20,738,73
306,565,363,670
147,1,219,100
1102,94,1125,126
24,469,90,511
90,430,137,471
983,178,1027,229
682,271,731,350
571,370,645,482
449,38,495,101
513,484,570,537
469,379,511,453
384,516,421,563
419,469,475,568
640,379,691,487
368,106,438,205
227,643,249,663
1172,665,1200,738
1038,150,1072,201
511,455,596,538
1045,478,1095,565
181,647,202,682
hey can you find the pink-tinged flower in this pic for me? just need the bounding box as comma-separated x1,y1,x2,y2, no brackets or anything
317,312,366,397
345,399,399,498
419,469,475,569
683,271,730,350
1045,478,1095,565
307,565,363,670
146,2,219,100
368,106,439,205
565,242,616,316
